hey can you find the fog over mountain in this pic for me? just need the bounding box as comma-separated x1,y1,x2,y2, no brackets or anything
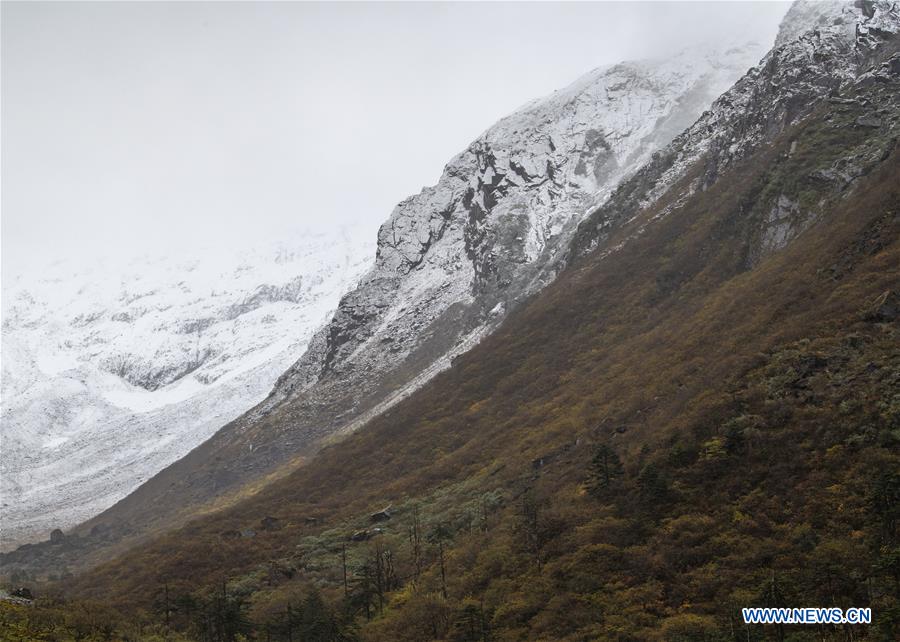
1,228,374,547
2,3,897,639
1,2,790,550
2,1,788,271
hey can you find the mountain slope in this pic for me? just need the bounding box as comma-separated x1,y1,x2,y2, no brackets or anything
14,2,898,639
0,229,374,548
67,42,767,551
571,0,898,259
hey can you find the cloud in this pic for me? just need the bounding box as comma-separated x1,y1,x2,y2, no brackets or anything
1,1,790,274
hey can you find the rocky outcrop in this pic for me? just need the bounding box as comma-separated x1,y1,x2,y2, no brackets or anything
865,290,900,321
571,0,900,260
172,45,770,503
264,45,767,429
369,506,393,523
774,0,857,47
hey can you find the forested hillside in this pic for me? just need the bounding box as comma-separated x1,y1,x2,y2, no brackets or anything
4,30,898,641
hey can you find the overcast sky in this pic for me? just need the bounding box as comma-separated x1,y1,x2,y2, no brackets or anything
1,1,790,274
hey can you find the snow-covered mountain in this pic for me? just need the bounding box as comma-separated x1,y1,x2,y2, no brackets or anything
257,44,772,442
78,42,772,540
1,228,375,548
4,0,898,582
572,0,900,258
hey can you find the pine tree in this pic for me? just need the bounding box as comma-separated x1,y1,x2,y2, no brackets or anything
587,444,624,497
637,462,668,506
298,590,341,642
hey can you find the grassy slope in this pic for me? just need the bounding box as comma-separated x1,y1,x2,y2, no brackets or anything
53,83,900,640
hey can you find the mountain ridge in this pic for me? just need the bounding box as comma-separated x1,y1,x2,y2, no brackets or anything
6,0,898,603
67,41,767,553
44,6,900,637
0,228,374,548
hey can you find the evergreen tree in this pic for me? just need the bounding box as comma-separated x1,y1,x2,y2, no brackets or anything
587,444,624,497
637,462,668,506
299,590,340,642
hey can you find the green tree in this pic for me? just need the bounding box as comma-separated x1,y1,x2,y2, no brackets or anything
637,463,669,507
298,590,345,642
451,599,491,642
587,444,624,497
870,471,900,546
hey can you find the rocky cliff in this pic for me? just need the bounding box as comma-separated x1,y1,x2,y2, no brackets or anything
572,0,900,260
76,44,767,542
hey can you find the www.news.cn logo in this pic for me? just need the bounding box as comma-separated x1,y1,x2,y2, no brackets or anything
742,607,872,625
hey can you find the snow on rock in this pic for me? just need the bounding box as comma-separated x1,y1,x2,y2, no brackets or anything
0,228,374,548
774,0,858,47
572,0,900,258
6,0,898,566
153,42,768,517
275,44,768,408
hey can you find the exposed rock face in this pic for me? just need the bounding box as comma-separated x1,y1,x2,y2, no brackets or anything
866,290,900,321
774,0,858,48
90,43,767,532
369,507,392,523
571,0,900,261
759,195,803,256
266,47,767,422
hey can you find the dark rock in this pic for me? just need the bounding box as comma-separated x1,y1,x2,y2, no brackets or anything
797,354,828,377
855,114,883,128
843,334,865,349
11,587,33,600
350,527,384,542
221,530,241,540
260,516,282,531
865,290,900,321
886,53,900,76
49,529,65,544
369,506,393,523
